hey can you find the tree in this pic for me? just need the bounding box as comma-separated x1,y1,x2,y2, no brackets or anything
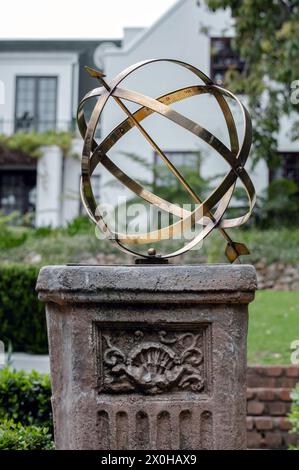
205,0,299,171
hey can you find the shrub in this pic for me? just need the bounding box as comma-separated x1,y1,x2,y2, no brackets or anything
0,228,27,250
0,368,53,450
0,130,73,159
0,367,52,431
0,213,28,249
288,384,299,449
256,179,299,229
32,226,54,238
0,420,53,450
65,215,93,236
0,265,47,353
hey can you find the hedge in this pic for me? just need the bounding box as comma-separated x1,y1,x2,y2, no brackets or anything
0,367,53,450
0,420,53,450
289,385,299,450
0,367,52,430
0,265,47,353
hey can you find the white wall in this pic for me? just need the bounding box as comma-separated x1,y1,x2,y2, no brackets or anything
36,145,62,227
0,52,78,134
0,51,81,226
61,138,82,225
36,139,89,227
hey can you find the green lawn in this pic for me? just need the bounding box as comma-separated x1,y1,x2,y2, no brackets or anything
248,290,299,365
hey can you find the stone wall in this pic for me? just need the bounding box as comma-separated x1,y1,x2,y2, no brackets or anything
255,262,299,291
246,366,299,449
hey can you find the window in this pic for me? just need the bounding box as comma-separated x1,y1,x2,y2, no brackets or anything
153,151,200,187
15,76,57,132
270,152,299,186
0,170,36,215
283,153,299,186
210,38,245,86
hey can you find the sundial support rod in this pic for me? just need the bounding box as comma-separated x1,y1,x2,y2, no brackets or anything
85,66,249,262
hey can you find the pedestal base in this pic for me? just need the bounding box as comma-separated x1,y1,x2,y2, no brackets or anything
36,264,256,450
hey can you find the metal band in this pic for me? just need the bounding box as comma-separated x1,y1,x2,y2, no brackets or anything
77,59,255,259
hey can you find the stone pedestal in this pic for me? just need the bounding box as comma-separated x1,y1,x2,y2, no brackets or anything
36,264,257,450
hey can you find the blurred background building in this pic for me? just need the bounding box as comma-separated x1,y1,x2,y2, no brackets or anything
0,0,297,226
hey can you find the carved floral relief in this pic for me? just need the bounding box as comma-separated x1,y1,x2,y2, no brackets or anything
97,327,206,394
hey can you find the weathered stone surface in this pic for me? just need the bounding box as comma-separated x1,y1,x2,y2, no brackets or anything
37,264,257,304
36,264,256,450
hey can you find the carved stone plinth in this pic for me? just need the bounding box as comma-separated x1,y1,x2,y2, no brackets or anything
36,265,257,450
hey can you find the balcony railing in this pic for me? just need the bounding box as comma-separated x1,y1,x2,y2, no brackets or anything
0,119,79,136
0,119,102,140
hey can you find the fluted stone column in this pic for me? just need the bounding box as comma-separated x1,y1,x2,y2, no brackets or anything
36,264,257,450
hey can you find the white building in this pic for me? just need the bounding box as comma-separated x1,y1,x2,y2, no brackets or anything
0,0,297,227
0,39,120,226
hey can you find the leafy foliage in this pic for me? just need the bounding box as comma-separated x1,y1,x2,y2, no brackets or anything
1,218,299,266
255,179,299,228
0,367,52,430
0,420,53,450
288,385,299,449
0,265,47,353
0,213,28,249
205,0,299,171
66,215,94,236
0,368,53,450
235,227,299,265
0,130,74,159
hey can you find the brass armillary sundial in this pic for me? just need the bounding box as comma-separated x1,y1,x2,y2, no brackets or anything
77,58,256,262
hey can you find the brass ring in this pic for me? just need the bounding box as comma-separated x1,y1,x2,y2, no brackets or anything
77,59,255,260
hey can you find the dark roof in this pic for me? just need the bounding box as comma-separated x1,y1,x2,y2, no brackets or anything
0,39,121,53
0,39,122,101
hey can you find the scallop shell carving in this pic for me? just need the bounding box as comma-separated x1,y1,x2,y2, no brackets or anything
121,343,182,393
103,333,204,394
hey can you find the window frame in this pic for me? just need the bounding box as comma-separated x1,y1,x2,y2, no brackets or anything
14,75,58,133
269,152,299,187
210,37,245,86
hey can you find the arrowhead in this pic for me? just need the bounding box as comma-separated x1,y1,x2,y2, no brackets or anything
84,66,106,79
225,242,250,263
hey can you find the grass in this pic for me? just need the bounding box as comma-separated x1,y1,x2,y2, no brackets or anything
248,290,299,365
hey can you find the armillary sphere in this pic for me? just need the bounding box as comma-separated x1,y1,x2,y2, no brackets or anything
77,58,256,262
